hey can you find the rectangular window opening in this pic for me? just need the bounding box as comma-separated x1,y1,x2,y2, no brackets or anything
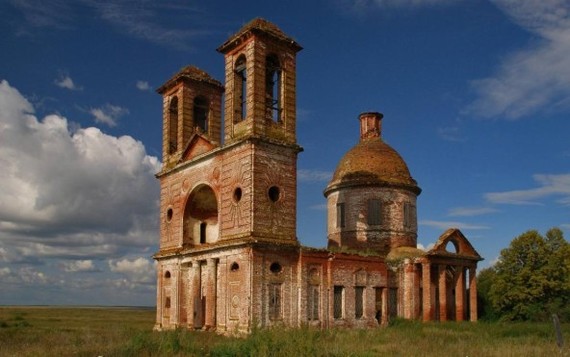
307,285,320,321
333,286,344,319
389,288,398,319
336,203,345,229
375,287,383,323
403,203,415,229
368,199,382,226
355,286,364,319
269,283,282,320
200,222,207,244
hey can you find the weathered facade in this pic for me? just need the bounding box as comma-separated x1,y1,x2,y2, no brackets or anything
153,18,482,334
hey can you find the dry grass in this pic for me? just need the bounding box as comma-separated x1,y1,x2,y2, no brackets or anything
0,307,568,356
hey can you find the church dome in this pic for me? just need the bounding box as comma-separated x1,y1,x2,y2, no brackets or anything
324,112,421,196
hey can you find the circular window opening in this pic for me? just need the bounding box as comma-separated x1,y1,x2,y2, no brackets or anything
230,262,240,272
164,271,171,278
270,262,282,274
268,186,281,202
233,187,242,203
166,208,173,222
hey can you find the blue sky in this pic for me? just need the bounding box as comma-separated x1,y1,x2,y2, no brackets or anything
1,0,569,306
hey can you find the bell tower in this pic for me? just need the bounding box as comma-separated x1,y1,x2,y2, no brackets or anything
217,19,303,244
156,66,224,169
217,18,302,144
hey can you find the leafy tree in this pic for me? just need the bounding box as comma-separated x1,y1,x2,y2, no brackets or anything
487,228,570,321
476,267,499,320
542,228,570,318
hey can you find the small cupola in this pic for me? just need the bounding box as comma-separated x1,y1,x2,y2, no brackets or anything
359,112,383,141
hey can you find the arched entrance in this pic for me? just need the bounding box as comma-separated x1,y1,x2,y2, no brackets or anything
183,184,219,246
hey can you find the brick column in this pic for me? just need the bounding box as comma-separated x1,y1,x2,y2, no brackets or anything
205,258,217,329
413,264,421,319
155,267,162,329
381,287,389,325
469,266,478,322
438,265,447,321
422,262,433,321
403,260,414,319
180,265,189,326
172,268,179,326
189,262,201,328
455,266,465,322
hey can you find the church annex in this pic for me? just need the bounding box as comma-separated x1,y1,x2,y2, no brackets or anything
153,18,482,333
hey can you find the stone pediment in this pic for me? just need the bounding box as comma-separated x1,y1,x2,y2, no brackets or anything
427,228,482,261
179,132,217,163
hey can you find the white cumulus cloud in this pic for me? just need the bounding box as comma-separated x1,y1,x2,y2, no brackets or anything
0,267,11,277
89,104,128,127
417,242,435,251
62,260,97,272
109,257,155,286
0,80,161,264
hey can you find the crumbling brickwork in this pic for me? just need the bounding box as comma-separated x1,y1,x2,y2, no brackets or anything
153,18,483,334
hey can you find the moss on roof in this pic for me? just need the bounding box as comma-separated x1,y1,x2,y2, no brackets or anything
386,246,426,262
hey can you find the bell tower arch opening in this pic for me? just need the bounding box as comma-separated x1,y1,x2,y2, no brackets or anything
265,54,282,122
234,55,247,122
183,184,219,246
168,96,179,154
193,96,209,134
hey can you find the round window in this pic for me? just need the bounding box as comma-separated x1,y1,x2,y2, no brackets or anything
268,186,281,202
270,262,282,274
166,208,173,222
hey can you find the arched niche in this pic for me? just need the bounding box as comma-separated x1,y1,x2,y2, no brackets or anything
183,184,219,245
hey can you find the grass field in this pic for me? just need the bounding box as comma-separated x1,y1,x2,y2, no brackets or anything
0,306,568,356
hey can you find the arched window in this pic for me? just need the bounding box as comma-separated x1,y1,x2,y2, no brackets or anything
168,96,179,154
234,56,247,122
193,96,209,133
265,54,282,122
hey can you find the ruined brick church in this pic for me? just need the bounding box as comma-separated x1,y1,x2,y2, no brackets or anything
153,18,482,333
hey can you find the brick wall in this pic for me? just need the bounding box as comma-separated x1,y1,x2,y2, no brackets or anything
326,186,418,255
